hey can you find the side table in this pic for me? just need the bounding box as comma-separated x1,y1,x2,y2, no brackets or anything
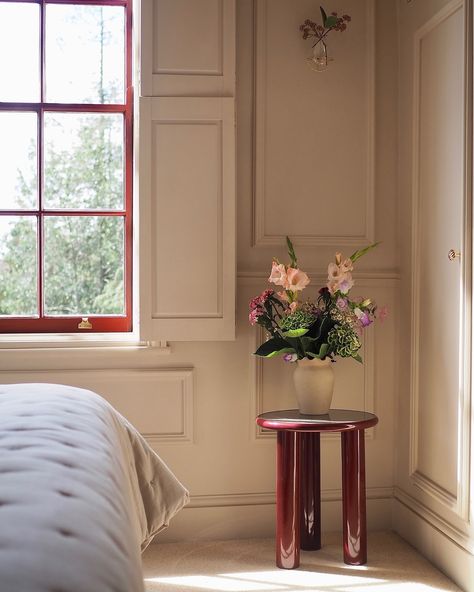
256,409,378,569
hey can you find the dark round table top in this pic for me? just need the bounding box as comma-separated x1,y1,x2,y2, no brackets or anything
256,409,378,432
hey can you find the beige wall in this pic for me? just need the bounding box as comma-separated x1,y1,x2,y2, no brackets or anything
0,0,400,543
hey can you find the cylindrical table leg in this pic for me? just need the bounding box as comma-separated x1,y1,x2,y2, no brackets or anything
276,431,300,569
300,432,321,550
341,429,367,565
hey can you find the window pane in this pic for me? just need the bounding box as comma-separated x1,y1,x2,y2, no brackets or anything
0,3,40,102
44,216,124,316
46,5,125,104
0,216,38,316
0,112,38,210
44,113,124,210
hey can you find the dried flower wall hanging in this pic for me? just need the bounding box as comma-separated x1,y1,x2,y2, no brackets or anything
300,6,351,71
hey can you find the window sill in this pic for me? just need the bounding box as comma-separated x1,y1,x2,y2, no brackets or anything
0,332,169,350
0,335,171,371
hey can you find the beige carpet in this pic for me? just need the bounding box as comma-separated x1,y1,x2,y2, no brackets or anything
142,532,461,592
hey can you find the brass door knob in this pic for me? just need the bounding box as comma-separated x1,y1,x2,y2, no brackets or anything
448,249,460,261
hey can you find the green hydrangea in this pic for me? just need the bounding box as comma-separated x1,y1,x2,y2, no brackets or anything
327,324,361,357
280,309,316,332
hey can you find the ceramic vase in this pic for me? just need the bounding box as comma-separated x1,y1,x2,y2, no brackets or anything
293,357,334,415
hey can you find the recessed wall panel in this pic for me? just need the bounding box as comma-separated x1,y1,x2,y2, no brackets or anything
154,0,222,75
254,0,374,245
0,369,194,442
412,6,463,497
152,121,222,318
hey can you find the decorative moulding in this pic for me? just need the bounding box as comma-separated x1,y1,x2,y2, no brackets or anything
154,0,224,76
0,368,195,444
237,271,400,288
150,120,224,321
188,486,393,508
408,0,470,522
141,368,194,444
140,0,235,97
393,486,473,555
251,0,375,247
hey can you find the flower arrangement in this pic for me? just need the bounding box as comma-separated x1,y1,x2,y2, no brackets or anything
249,238,386,363
299,6,351,71
299,6,351,45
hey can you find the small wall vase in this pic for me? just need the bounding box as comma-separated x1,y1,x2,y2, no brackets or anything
293,357,334,415
306,40,330,72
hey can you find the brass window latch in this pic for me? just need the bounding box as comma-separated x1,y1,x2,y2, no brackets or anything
78,317,92,329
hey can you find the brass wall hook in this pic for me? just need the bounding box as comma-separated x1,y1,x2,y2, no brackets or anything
448,249,461,261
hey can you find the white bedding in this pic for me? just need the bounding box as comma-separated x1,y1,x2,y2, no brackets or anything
0,383,189,592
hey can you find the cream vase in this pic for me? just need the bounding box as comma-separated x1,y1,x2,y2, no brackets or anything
293,357,335,415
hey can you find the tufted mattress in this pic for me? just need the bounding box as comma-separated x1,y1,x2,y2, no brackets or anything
0,383,189,592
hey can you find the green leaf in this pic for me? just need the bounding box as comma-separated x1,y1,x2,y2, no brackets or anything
299,336,318,357
324,15,338,28
282,327,308,338
266,348,296,359
286,236,298,267
353,353,363,363
254,337,292,357
318,342,329,359
350,242,380,263
320,6,328,24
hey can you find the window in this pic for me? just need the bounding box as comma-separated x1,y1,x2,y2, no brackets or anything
0,0,132,333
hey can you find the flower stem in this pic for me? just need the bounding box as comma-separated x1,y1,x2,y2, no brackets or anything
311,28,331,48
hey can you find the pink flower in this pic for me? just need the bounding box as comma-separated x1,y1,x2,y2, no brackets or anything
277,291,289,302
249,309,262,326
328,262,341,281
250,289,274,311
249,295,261,310
327,272,354,295
268,262,287,286
377,305,389,323
337,273,354,294
336,297,348,310
354,308,372,327
340,258,353,273
289,301,298,313
285,267,310,292
327,253,354,294
283,353,298,363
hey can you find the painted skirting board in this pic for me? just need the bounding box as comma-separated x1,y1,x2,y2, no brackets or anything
393,497,474,592
157,492,393,544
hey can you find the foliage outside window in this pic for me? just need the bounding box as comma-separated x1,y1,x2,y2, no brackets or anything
0,0,132,333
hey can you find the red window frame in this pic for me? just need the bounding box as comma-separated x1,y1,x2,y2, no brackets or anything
0,0,133,333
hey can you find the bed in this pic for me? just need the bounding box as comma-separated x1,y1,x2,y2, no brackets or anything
0,383,189,592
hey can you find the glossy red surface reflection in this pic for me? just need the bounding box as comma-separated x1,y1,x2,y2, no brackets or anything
342,430,367,565
257,409,378,569
276,431,300,569
300,432,321,551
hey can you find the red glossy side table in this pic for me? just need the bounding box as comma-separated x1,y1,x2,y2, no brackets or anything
256,409,378,569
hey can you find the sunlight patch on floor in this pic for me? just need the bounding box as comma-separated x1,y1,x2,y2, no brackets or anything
145,569,445,592
143,534,461,592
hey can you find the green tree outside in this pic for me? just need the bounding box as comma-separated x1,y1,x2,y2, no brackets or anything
0,6,125,317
